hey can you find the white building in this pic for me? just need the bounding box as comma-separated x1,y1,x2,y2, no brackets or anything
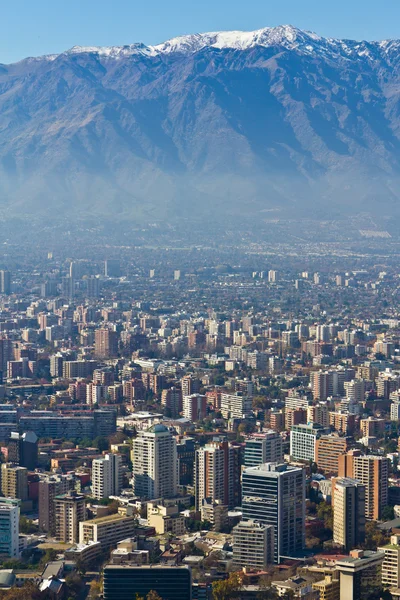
220,393,252,419
244,431,283,467
92,454,123,501
0,498,19,557
290,423,327,462
132,424,177,499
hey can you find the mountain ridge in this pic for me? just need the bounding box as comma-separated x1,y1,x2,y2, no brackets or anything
1,26,400,225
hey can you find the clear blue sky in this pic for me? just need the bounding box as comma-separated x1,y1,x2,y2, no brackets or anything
2,0,400,64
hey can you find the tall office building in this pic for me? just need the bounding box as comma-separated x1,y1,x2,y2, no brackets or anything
242,463,305,563
232,520,274,570
94,328,118,358
0,498,19,557
103,565,192,600
132,424,177,499
55,490,86,543
0,270,11,295
332,478,366,551
92,454,122,500
195,439,241,511
39,474,76,535
244,431,283,467
338,451,389,519
1,464,28,501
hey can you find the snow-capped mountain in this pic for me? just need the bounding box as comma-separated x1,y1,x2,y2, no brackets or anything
2,26,400,223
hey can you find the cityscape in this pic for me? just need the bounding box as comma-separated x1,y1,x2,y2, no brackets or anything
3,0,400,598
0,240,394,599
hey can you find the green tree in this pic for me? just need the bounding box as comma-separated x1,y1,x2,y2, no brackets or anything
94,436,109,452
382,505,395,521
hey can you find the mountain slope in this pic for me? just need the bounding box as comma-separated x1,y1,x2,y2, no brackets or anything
1,25,400,223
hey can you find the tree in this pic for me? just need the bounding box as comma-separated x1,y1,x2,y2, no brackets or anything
363,521,390,550
88,579,102,600
19,515,38,534
382,505,395,521
39,548,58,569
64,573,84,599
0,582,52,599
147,592,164,600
94,436,109,452
212,572,241,600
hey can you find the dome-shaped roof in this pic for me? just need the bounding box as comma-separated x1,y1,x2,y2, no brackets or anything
147,423,169,434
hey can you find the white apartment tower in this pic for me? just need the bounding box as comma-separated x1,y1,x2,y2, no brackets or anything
132,424,177,499
92,454,123,501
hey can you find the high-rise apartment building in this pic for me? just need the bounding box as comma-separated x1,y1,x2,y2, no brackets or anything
242,463,305,563
94,328,118,358
1,464,28,501
232,520,274,570
220,392,252,419
0,498,19,557
39,474,76,535
244,431,283,467
183,394,207,421
55,490,86,543
195,439,241,511
378,534,400,590
332,478,366,551
161,387,182,418
181,375,201,397
315,435,350,476
92,454,123,501
132,424,177,499
338,451,389,520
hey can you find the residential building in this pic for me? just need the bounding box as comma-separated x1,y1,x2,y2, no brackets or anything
378,534,400,589
80,514,137,549
92,454,123,501
183,394,207,421
338,451,389,519
0,498,19,557
132,424,177,499
161,387,182,418
220,392,252,419
195,439,241,510
244,431,283,467
315,435,350,475
332,478,366,551
147,502,185,536
232,520,274,570
39,474,75,535
1,464,28,501
55,491,86,543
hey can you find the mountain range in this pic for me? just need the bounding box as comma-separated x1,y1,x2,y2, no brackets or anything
2,25,400,225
